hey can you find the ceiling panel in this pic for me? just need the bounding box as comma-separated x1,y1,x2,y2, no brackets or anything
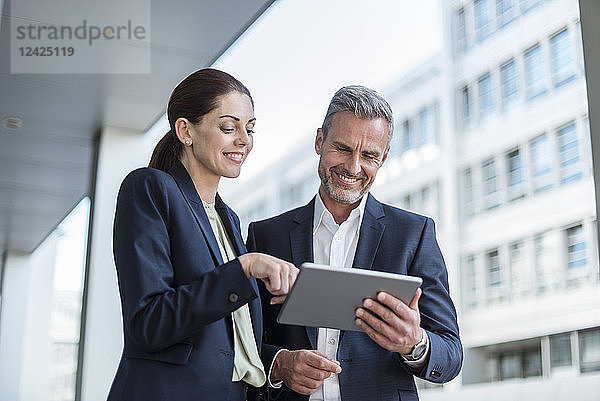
0,0,275,253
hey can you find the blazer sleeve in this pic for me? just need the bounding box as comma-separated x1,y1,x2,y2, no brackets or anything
408,217,463,383
113,170,257,352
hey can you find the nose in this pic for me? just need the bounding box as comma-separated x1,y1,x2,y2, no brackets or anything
234,129,250,146
344,153,361,176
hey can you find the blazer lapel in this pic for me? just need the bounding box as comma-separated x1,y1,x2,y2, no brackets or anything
289,198,315,268
168,161,224,266
215,194,262,342
289,198,318,348
352,193,385,271
340,194,385,343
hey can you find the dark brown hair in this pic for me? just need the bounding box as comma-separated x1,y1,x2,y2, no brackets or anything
148,68,253,171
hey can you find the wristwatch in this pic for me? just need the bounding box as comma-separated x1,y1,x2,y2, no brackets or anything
401,328,428,362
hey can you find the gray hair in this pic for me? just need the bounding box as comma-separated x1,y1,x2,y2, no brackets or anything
321,85,394,143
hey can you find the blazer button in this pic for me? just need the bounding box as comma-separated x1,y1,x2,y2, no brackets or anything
430,370,441,379
228,293,239,303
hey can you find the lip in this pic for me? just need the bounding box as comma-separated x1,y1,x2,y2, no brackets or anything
333,170,361,186
223,151,245,164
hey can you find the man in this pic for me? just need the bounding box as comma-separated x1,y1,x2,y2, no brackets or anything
247,86,462,401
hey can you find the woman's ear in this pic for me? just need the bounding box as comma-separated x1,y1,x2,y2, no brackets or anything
174,118,193,146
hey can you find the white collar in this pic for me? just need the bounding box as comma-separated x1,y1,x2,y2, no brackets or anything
313,191,368,235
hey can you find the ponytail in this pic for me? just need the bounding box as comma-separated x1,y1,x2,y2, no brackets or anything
148,130,183,172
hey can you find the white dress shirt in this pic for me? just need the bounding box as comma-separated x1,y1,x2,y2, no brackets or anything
309,193,367,401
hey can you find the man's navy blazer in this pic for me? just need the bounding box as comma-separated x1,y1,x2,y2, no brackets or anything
246,194,462,401
108,160,262,401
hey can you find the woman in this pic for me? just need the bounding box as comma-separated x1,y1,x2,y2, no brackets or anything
108,68,297,401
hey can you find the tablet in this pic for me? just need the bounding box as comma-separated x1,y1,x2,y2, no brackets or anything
276,263,423,332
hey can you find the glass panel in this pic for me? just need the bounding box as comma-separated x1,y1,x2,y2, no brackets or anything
580,328,600,373
522,348,542,378
500,59,519,109
402,118,415,152
524,44,547,100
500,353,521,379
463,255,478,309
456,7,468,53
550,333,572,368
557,122,582,184
550,28,576,87
509,240,530,297
460,85,471,124
419,105,436,145
486,249,502,288
506,148,525,200
463,167,475,217
49,198,90,401
482,158,500,209
566,224,586,269
530,134,553,192
478,72,495,118
475,0,494,42
497,0,517,28
534,231,559,293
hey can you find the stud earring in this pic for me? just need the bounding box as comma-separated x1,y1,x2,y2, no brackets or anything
185,139,191,146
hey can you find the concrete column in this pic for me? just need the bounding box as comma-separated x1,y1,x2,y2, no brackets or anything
0,233,59,401
80,122,165,401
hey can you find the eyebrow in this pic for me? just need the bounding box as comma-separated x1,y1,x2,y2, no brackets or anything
219,114,256,123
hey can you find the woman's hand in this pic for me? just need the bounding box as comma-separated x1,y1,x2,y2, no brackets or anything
238,253,299,304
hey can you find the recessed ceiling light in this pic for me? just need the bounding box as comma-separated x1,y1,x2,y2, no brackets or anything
2,116,23,131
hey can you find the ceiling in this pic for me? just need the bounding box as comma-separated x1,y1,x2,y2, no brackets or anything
0,0,275,254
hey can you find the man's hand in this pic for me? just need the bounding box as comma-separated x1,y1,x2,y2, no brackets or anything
238,253,299,303
354,288,423,354
271,350,342,395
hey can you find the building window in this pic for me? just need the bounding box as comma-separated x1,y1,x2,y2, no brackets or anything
474,0,494,42
499,353,521,379
509,240,529,297
478,72,495,119
462,167,475,217
530,134,553,192
550,333,572,369
557,122,582,184
550,28,576,87
534,231,555,293
463,255,478,309
579,328,600,373
486,249,503,300
566,224,586,269
506,148,525,201
401,118,415,152
482,158,500,209
524,44,547,100
456,7,468,53
419,182,440,220
520,0,543,14
522,348,543,378
460,85,471,125
419,105,437,146
500,59,519,109
497,0,517,28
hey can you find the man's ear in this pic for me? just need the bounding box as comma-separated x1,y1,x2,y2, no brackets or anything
381,145,390,165
315,128,324,155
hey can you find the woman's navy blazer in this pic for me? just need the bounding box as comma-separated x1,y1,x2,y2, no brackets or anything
107,160,262,401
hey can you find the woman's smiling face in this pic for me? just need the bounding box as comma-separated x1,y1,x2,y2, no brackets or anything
186,91,255,181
